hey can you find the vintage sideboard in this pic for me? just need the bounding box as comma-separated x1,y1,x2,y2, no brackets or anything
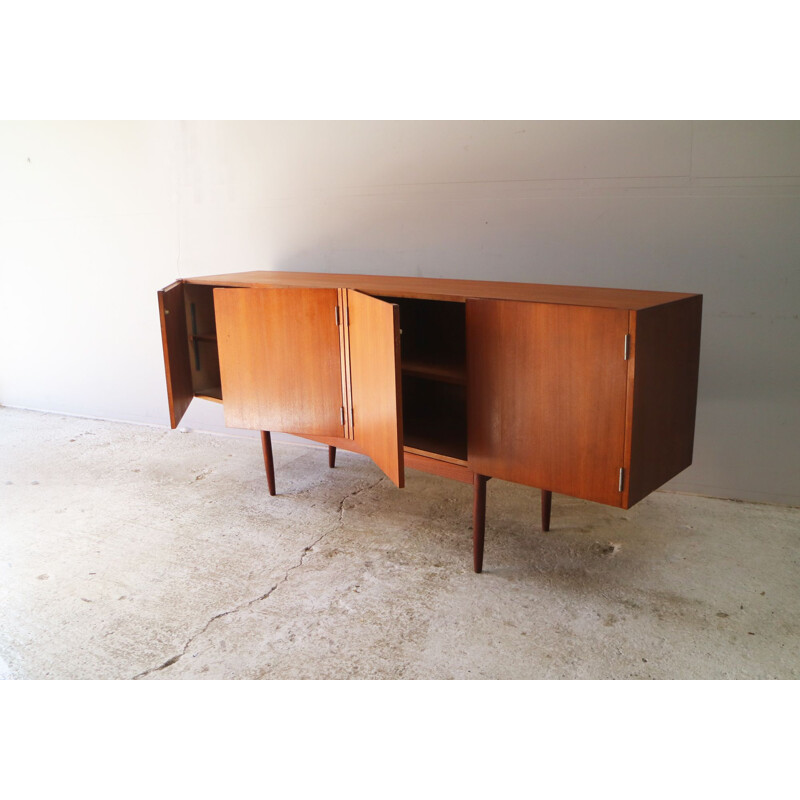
158,272,702,572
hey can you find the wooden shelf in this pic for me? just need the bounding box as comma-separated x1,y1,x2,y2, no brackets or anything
191,333,217,343
404,445,467,466
195,387,222,402
403,429,467,462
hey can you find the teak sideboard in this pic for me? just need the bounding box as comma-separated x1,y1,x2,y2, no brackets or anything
158,271,702,572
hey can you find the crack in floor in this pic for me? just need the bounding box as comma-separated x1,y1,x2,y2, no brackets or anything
338,475,385,520
131,474,385,679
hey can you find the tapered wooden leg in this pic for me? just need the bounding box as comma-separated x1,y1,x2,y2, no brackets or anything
541,489,552,532
328,445,336,468
260,431,276,496
473,474,488,574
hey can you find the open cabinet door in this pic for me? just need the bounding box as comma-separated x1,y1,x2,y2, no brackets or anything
214,288,346,437
157,281,193,428
346,290,404,488
467,299,629,506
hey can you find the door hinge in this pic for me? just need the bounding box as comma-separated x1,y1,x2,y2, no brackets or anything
335,305,341,326
618,467,625,492
624,334,631,360
350,407,354,429
339,406,345,426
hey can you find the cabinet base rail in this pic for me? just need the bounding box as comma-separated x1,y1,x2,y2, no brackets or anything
259,430,552,573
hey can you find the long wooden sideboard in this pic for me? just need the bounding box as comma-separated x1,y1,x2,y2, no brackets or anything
158,271,702,572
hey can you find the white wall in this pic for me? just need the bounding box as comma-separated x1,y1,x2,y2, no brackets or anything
1,121,798,505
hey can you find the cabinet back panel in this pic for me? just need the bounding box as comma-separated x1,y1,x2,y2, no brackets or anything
467,300,630,506
184,283,221,399
402,375,467,461
381,297,466,381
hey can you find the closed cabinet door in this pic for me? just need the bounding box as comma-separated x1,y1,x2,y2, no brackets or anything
214,287,346,437
467,300,630,506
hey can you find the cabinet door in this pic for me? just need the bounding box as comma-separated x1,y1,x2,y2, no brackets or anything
346,290,404,488
214,287,345,437
467,300,629,506
157,281,193,428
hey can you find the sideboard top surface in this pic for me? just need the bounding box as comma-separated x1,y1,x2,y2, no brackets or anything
183,271,699,311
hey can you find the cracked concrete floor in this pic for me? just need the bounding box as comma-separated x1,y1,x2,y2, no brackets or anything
2,406,799,680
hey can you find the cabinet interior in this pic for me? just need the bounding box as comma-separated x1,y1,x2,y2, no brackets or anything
183,283,222,401
179,285,469,462
379,296,468,462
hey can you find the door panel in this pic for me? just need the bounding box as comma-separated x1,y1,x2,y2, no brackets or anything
346,290,404,488
214,288,345,436
157,281,193,428
467,300,629,506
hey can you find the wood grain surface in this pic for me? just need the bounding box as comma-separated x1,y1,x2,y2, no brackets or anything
184,270,697,310
624,295,703,506
346,289,404,487
214,287,345,436
157,281,193,428
467,299,630,506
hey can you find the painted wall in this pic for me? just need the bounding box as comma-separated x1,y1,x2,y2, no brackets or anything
1,121,798,505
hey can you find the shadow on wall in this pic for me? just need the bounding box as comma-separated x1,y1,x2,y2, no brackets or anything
179,121,700,290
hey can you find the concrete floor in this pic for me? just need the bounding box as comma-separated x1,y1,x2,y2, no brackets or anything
2,406,799,680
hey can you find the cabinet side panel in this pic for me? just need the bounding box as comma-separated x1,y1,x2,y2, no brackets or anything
157,282,193,428
214,288,345,436
467,300,629,506
626,295,703,506
346,290,404,488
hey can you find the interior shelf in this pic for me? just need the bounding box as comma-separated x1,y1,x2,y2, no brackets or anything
403,431,467,463
195,390,223,403
373,295,469,462
379,294,467,386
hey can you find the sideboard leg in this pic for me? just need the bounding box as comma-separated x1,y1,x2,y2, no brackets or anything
541,489,552,532
473,474,488,574
260,431,276,496
328,446,336,469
